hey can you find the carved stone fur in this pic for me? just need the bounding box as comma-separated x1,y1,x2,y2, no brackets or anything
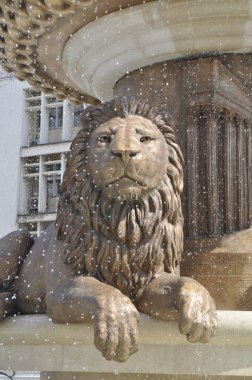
56,98,184,300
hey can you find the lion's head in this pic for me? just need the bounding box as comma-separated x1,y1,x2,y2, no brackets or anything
88,114,169,200
56,98,184,300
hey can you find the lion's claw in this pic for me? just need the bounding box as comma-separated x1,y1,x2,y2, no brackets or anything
94,293,140,362
177,279,218,343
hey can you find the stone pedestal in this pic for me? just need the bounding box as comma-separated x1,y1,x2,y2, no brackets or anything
181,228,252,310
1,313,252,378
40,373,215,380
40,373,250,380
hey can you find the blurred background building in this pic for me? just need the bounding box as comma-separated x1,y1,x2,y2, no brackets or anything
0,67,85,238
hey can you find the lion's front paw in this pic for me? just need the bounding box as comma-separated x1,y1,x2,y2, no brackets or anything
177,279,218,343
94,293,140,362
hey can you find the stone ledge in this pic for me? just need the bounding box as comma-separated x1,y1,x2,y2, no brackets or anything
1,311,252,376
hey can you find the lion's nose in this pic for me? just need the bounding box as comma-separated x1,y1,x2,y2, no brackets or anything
111,146,140,165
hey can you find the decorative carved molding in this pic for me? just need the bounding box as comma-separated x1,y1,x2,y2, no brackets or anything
0,0,97,104
184,59,252,119
184,58,252,238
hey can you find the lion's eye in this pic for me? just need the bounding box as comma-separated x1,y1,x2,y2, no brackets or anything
140,136,153,143
97,135,111,143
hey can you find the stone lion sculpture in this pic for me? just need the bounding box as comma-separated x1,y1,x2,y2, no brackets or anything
0,98,217,362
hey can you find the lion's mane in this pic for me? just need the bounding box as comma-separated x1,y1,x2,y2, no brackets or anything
56,98,184,301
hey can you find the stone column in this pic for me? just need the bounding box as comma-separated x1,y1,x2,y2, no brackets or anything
224,110,235,232
237,116,248,230
186,107,200,237
247,120,252,227
204,105,220,237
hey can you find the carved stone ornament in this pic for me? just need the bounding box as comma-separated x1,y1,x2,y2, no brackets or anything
0,98,217,362
1,1,252,104
0,0,99,104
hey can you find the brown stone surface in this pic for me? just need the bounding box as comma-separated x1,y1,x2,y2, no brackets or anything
0,230,33,317
0,230,33,290
181,228,252,310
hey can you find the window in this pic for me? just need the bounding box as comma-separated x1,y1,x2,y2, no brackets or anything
18,90,90,236
22,157,40,213
46,96,63,130
30,177,39,198
27,109,41,144
44,156,61,203
74,104,84,127
24,89,42,145
47,178,61,198
23,157,39,175
47,96,57,104
48,107,63,130
46,163,61,172
23,89,88,146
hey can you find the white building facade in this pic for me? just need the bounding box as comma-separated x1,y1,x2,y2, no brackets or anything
0,72,27,238
0,71,84,239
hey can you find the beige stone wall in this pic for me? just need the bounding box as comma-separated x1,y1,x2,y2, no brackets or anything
181,228,252,310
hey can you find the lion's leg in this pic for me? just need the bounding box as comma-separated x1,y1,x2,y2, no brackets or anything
136,272,217,343
46,275,140,362
44,229,140,362
0,230,33,318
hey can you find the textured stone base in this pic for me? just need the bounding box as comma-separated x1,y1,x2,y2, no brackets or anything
1,313,252,377
181,228,252,310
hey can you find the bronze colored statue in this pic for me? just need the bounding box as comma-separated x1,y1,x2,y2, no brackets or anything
0,98,217,362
